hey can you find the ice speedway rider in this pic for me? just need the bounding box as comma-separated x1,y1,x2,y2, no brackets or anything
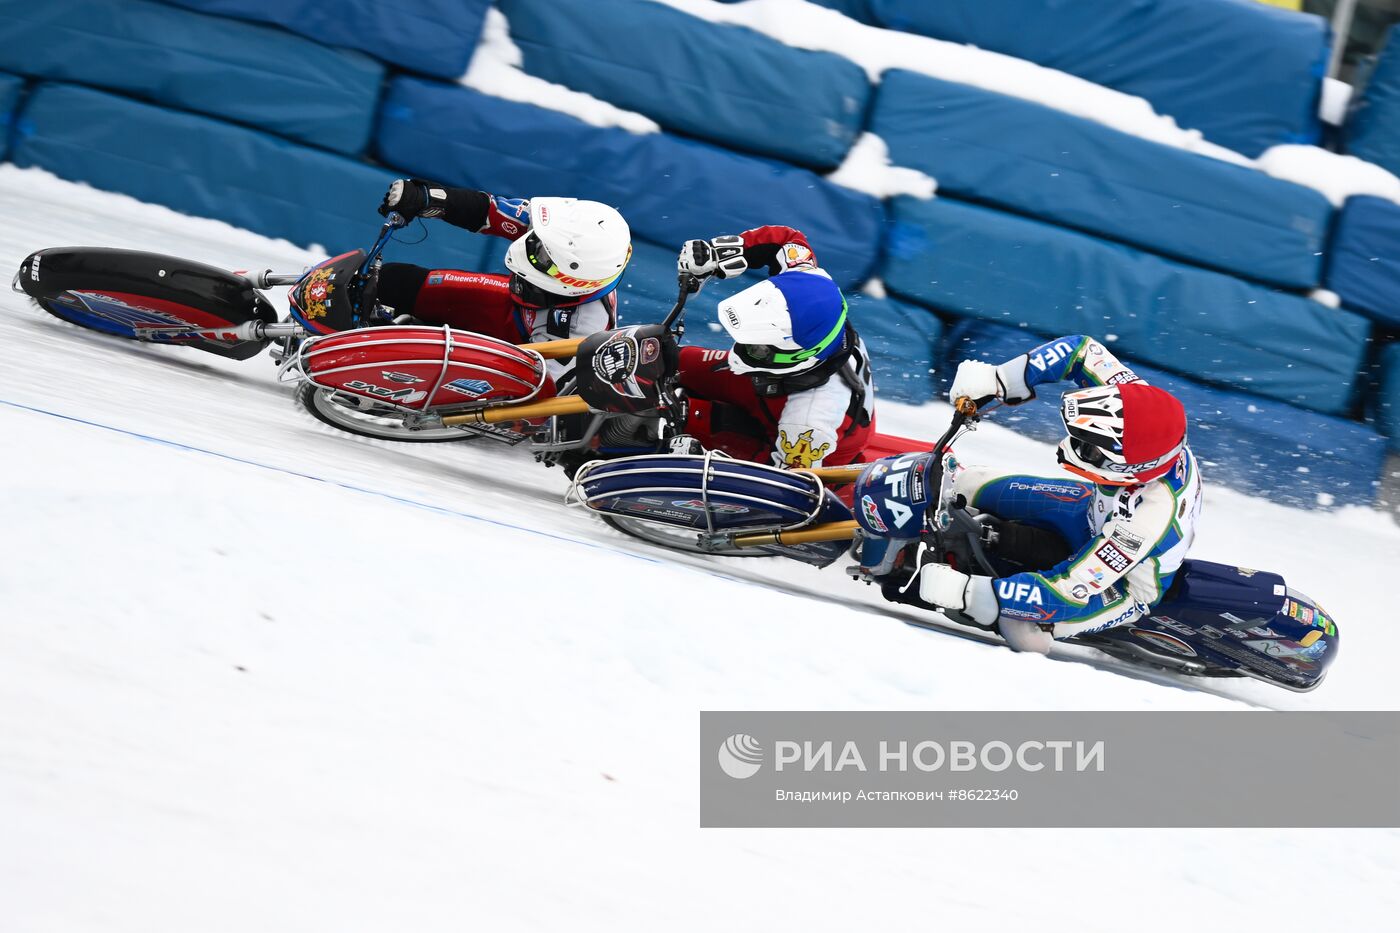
892,335,1203,654
372,178,631,381
672,226,875,470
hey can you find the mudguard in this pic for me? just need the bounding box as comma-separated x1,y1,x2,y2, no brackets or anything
1077,559,1339,691
568,453,854,567
286,325,549,412
17,247,276,360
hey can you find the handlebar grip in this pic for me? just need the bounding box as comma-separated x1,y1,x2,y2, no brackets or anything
952,394,998,417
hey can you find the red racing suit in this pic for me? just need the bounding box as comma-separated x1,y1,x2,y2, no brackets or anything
677,225,875,469
376,189,618,380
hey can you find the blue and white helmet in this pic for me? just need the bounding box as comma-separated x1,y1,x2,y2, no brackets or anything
717,270,848,376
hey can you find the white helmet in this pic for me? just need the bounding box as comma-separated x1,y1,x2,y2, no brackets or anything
717,271,848,377
503,197,632,302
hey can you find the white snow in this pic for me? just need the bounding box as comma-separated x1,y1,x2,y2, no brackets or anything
827,132,937,199
1256,143,1400,208
2,166,1398,930
461,8,662,135
1320,76,1354,126
1309,288,1342,308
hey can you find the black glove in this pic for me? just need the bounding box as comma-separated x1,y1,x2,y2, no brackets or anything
378,178,448,219
677,236,748,282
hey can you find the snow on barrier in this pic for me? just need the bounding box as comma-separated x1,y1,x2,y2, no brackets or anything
941,319,1388,509
869,0,1327,158
0,0,385,156
1347,27,1400,182
375,77,885,291
158,0,491,80
496,0,869,171
0,72,22,162
884,195,1371,417
1326,195,1400,329
10,83,502,272
871,70,1333,290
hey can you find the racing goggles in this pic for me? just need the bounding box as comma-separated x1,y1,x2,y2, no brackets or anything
732,297,847,369
1069,436,1115,468
522,231,628,292
523,231,555,277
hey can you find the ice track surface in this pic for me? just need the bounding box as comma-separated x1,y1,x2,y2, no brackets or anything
1,167,1397,932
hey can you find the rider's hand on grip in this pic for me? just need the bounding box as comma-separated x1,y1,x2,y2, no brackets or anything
379,179,449,220
677,236,748,282
947,360,1004,407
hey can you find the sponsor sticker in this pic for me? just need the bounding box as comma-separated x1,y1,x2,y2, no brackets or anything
441,378,494,398
1094,541,1132,574
860,495,888,533
1109,527,1144,553
1131,628,1197,657
344,380,426,404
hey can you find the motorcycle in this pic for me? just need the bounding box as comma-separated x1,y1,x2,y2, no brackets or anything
11,214,686,457
566,399,1340,691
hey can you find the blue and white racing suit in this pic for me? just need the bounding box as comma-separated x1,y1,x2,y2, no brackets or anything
957,335,1204,640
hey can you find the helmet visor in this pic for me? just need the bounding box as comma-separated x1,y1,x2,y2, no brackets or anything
523,231,555,277
730,297,847,370
1070,436,1113,468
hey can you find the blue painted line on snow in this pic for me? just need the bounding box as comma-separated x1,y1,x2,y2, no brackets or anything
0,396,671,568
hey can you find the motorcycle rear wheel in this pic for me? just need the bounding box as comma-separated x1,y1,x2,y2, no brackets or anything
296,382,477,443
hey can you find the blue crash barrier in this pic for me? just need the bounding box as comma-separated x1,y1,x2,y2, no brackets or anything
11,83,502,272
1377,342,1400,453
375,78,885,291
1347,28,1400,181
615,239,941,405
884,196,1370,417
871,70,1333,289
497,0,869,171
845,293,942,404
0,0,384,156
940,319,1387,509
159,0,491,80
869,0,1327,159
0,72,23,161
1326,195,1400,328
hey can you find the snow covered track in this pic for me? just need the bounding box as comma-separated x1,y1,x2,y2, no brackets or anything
2,167,1398,930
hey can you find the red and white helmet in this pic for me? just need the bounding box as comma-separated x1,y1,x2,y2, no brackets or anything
503,197,632,302
1056,382,1187,485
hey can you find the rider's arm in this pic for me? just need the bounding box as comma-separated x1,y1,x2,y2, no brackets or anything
993,335,1143,404
435,189,533,240
981,483,1176,635
382,179,533,240
737,226,820,275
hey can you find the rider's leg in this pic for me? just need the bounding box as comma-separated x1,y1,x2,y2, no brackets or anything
377,264,523,341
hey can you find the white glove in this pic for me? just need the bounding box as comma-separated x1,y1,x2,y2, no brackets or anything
918,562,1001,628
678,236,748,281
947,359,1004,406
918,563,972,610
